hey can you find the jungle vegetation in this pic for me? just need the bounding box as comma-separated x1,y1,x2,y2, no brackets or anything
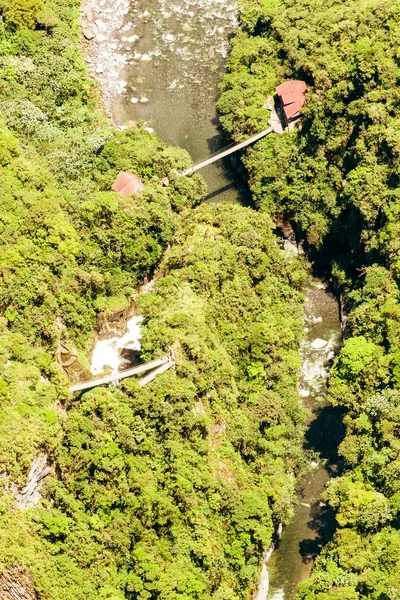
0,0,310,598
219,0,400,597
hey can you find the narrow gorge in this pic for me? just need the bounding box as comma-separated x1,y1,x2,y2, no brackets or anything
1,0,398,598
80,1,345,598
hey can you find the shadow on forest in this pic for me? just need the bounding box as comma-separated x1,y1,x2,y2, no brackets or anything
304,404,346,472
299,501,336,564
298,404,346,563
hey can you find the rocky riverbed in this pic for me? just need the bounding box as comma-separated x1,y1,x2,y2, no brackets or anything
80,0,131,114
266,280,342,600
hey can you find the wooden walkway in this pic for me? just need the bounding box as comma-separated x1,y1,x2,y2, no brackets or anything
70,354,174,393
181,127,273,176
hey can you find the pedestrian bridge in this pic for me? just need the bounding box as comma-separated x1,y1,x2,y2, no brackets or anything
181,126,273,176
70,351,175,394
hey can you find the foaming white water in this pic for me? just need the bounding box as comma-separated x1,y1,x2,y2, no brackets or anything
269,590,285,600
118,316,143,351
90,316,143,375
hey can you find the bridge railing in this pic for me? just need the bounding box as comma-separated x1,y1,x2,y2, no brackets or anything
70,352,175,393
181,127,273,176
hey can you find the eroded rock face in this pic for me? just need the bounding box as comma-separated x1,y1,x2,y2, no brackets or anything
13,454,50,510
96,305,132,339
0,567,38,600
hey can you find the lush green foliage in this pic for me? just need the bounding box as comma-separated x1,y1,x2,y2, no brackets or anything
20,205,305,600
220,0,400,597
0,1,310,598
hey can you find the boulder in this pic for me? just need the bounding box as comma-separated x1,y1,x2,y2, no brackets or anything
83,28,95,40
95,18,107,31
264,95,275,110
311,338,328,350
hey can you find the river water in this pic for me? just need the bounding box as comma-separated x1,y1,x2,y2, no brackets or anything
266,279,342,599
112,0,249,202
102,2,343,598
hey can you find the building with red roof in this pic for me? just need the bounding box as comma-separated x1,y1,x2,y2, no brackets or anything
112,171,145,197
275,80,307,127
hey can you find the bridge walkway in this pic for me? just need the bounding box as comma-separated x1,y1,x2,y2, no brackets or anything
181,127,273,176
70,354,174,393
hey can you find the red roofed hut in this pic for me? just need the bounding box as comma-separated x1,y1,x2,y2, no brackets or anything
112,171,144,197
275,80,307,128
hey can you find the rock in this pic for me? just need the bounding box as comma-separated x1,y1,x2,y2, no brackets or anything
161,177,169,187
140,97,149,103
133,52,142,60
311,460,319,468
143,10,150,17
327,350,335,361
14,453,50,509
169,80,178,90
182,23,192,32
95,18,107,31
128,34,139,42
284,239,298,256
299,388,310,397
264,95,275,110
217,27,224,33
141,53,152,61
83,28,95,40
164,33,175,41
145,127,154,133
84,6,96,22
95,65,104,73
311,338,328,350
118,80,128,88
313,316,323,323
96,33,107,42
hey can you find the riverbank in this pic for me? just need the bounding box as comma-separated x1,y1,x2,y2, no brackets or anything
80,0,131,115
80,0,250,202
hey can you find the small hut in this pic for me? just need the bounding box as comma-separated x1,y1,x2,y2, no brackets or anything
275,80,307,128
112,171,144,197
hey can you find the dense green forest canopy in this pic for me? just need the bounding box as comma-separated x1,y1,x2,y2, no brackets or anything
219,0,400,597
0,0,310,598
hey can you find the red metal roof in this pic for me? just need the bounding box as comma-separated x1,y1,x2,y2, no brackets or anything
276,80,307,95
112,171,144,197
283,100,304,120
276,80,307,121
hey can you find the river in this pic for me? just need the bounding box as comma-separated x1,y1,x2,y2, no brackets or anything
111,0,250,203
265,278,343,599
87,1,343,597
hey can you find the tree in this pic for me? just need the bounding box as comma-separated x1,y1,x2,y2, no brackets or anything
0,0,45,29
